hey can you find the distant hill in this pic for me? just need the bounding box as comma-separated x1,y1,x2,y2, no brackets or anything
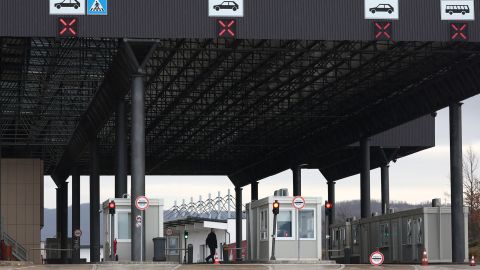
41,204,103,245
332,200,431,223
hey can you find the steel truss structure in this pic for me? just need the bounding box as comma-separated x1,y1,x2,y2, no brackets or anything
165,191,241,222
2,37,480,186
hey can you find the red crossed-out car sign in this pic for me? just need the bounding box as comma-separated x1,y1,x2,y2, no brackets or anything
450,23,468,41
58,18,78,37
217,19,236,38
374,21,393,41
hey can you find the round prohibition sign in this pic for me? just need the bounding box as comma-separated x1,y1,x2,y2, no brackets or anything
74,229,82,238
135,196,150,211
369,250,385,266
292,196,306,210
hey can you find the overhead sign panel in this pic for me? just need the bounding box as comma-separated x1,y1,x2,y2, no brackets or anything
365,0,399,20
441,0,474,20
50,0,86,15
209,0,244,17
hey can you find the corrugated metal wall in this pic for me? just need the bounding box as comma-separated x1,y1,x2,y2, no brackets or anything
1,0,480,41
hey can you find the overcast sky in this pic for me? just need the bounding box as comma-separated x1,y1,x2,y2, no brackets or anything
43,94,480,210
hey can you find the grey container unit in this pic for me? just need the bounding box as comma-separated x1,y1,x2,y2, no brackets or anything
329,206,468,264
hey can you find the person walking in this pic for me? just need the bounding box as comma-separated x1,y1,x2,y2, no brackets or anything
205,229,217,263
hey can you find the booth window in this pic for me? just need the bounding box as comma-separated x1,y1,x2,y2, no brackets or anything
167,236,179,255
380,223,389,247
299,209,315,239
260,209,268,240
118,212,131,240
276,211,293,238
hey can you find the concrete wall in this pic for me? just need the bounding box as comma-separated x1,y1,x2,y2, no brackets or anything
0,159,43,264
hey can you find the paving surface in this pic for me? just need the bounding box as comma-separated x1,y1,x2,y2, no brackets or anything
2,264,480,270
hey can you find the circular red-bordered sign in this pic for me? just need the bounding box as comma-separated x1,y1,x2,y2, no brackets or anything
135,196,150,211
369,250,384,266
292,196,306,210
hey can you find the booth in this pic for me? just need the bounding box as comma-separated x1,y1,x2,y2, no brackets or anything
246,194,323,261
102,198,164,261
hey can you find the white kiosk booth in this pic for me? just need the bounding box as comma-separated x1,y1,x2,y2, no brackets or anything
102,198,164,261
246,193,323,261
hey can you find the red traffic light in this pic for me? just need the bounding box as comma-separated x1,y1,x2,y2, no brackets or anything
109,201,116,214
325,201,333,209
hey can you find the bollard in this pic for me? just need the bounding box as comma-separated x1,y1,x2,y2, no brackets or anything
187,244,193,264
223,246,229,262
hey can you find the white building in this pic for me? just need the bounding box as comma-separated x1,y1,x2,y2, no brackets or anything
164,217,246,263
102,197,164,261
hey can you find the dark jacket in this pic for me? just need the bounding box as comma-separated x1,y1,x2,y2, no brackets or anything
206,232,217,249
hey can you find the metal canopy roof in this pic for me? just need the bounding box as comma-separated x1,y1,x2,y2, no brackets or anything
1,37,480,187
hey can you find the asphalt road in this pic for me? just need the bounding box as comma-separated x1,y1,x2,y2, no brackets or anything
2,264,480,270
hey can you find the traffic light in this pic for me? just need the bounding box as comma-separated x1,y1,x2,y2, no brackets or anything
108,201,116,215
325,200,333,216
272,200,280,215
184,231,189,239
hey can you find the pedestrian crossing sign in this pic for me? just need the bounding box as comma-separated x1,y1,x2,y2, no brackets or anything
87,0,107,15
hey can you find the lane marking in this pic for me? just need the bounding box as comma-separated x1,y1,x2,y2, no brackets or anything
172,265,182,270
337,264,346,270
13,266,37,270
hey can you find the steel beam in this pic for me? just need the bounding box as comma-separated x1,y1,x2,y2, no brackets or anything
292,166,301,196
381,164,390,215
235,186,243,261
115,97,128,198
89,140,100,263
131,72,146,262
251,181,258,201
450,102,465,263
360,137,370,219
71,166,81,264
328,181,335,225
51,40,157,184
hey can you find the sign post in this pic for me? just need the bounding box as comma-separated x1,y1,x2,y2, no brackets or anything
292,196,306,261
135,196,150,262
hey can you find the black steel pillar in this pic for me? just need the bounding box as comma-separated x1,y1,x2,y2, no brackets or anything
55,186,62,249
251,181,258,201
381,164,390,215
71,166,81,263
235,186,243,261
131,72,146,262
328,181,335,225
89,140,100,263
360,137,371,219
292,166,301,196
60,182,68,263
115,97,128,198
450,102,465,263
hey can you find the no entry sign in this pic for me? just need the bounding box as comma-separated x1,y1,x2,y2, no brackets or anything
74,229,82,238
135,196,150,211
369,250,385,266
292,196,306,210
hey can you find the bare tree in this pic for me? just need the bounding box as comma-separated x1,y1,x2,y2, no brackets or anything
463,146,480,242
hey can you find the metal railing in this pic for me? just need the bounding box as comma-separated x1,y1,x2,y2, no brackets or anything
3,233,28,261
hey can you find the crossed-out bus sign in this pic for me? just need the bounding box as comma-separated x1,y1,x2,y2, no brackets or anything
369,250,385,266
292,196,306,210
135,196,150,211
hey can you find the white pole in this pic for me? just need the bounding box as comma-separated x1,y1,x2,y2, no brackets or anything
140,214,142,262
297,209,300,261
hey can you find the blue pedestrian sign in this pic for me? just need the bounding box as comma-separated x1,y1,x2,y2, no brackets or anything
87,0,107,15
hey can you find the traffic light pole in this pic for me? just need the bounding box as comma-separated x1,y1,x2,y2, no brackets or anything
270,213,277,261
